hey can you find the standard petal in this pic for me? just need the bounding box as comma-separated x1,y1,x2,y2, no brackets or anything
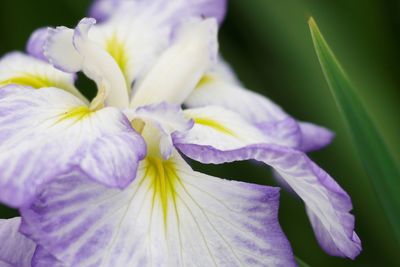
0,52,85,101
89,0,227,24
21,153,295,267
88,0,226,93
0,85,145,207
130,18,218,107
173,109,361,259
0,217,36,267
45,18,129,108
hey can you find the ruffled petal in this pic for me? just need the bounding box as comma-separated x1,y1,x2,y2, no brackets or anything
89,0,227,24
0,217,36,267
130,18,218,107
0,52,85,101
0,85,145,207
21,152,295,267
45,18,129,108
173,109,361,259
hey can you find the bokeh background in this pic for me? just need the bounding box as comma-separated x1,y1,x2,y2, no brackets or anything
1,1,399,266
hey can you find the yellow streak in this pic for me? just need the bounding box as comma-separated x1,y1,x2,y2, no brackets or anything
146,156,179,228
195,74,215,89
0,74,68,89
193,117,236,136
106,35,130,87
56,106,92,124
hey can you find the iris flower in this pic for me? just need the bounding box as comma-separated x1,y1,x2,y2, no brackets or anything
0,0,361,266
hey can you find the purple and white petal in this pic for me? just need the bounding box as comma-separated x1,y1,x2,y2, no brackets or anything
298,122,335,152
45,18,129,108
89,0,227,24
173,110,361,259
89,0,123,22
179,106,297,149
185,59,335,152
0,217,36,267
306,207,361,259
31,246,66,267
185,59,289,124
131,18,218,108
0,52,85,101
126,102,193,159
26,28,48,61
0,85,145,207
21,152,295,267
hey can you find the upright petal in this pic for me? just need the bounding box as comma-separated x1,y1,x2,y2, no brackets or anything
0,52,85,101
173,107,361,259
87,0,226,94
0,217,36,267
0,85,145,207
21,152,295,267
89,0,227,24
130,18,218,107
45,18,129,108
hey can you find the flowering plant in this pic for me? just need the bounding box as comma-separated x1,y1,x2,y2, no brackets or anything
0,0,361,266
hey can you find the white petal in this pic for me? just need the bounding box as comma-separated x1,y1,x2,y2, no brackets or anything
45,27,83,73
131,18,218,107
45,18,129,108
21,152,295,267
185,59,335,151
186,59,288,124
178,106,294,149
0,52,85,102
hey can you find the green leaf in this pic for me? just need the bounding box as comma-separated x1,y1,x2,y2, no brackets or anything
296,256,311,267
309,17,400,243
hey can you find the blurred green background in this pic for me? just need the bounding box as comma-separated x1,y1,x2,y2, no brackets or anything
1,1,399,266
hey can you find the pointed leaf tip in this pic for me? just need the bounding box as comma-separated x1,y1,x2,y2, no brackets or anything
308,17,400,245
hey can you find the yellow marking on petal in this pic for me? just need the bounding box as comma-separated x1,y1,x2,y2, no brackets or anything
0,74,70,90
193,117,237,137
56,106,92,124
146,156,180,229
106,35,130,88
131,119,145,134
195,74,215,89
